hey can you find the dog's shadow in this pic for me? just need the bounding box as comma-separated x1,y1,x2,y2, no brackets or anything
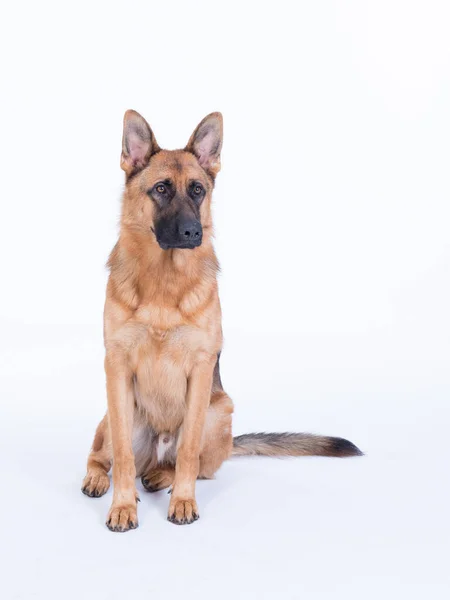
138,462,247,522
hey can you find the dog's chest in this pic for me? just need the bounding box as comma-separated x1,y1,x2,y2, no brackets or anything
132,323,207,433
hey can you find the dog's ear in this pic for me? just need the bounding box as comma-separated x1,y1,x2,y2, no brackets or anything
120,110,160,177
185,112,223,177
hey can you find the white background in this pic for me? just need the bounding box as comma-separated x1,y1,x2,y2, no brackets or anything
1,1,449,598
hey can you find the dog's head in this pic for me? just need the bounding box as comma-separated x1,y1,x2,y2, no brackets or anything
120,110,222,250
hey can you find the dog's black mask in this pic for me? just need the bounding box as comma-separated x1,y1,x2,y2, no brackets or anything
149,179,205,250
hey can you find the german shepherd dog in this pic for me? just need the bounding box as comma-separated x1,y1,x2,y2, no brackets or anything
81,110,362,531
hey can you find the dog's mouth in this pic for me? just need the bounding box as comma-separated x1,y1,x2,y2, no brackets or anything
157,239,202,250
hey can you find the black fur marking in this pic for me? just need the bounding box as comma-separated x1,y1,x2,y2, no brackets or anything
212,352,223,392
150,177,203,250
188,180,206,204
329,437,364,457
148,180,176,206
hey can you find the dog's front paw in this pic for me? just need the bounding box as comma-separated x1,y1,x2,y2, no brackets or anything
106,503,138,532
167,497,199,525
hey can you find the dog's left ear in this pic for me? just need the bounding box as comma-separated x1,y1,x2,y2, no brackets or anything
185,112,223,177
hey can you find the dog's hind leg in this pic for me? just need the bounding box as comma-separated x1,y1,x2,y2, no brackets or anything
197,355,234,479
198,391,234,479
141,391,233,493
81,414,112,498
140,388,233,501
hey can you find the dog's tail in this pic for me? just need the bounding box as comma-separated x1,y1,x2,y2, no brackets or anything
232,432,363,458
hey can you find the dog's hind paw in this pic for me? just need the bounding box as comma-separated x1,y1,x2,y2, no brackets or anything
81,470,110,498
141,467,175,493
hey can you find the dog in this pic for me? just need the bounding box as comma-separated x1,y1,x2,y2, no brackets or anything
81,110,362,531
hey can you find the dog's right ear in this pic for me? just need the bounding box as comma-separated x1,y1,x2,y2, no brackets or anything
120,110,160,177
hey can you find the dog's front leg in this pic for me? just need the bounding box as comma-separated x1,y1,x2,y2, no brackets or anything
104,350,138,532
168,359,214,525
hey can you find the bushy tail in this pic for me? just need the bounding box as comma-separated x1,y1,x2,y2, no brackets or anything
232,432,363,458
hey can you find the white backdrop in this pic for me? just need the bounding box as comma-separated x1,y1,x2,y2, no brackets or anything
1,1,449,599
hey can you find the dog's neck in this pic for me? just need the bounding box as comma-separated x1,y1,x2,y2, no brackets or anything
107,225,219,316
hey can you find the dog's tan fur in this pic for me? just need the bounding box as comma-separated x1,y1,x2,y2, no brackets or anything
82,110,362,531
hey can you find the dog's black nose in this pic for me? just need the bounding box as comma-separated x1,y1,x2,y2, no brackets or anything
156,216,203,249
179,220,202,242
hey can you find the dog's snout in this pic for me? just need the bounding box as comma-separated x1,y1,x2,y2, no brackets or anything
180,221,202,242
156,215,203,249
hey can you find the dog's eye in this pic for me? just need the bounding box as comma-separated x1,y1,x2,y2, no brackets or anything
193,185,203,195
156,184,166,194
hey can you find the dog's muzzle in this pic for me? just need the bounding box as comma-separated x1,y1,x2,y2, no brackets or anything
156,218,203,250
